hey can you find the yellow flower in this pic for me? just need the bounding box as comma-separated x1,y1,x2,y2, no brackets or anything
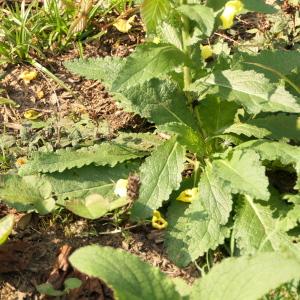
114,179,128,198
220,0,244,30
19,70,38,84
201,45,213,60
153,37,161,44
176,188,199,203
23,109,42,120
152,210,168,230
36,90,44,99
15,157,27,168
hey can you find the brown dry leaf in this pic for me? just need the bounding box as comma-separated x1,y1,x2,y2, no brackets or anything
15,213,32,230
67,270,106,300
46,244,73,290
113,15,136,33
36,90,45,99
0,241,32,273
19,70,38,84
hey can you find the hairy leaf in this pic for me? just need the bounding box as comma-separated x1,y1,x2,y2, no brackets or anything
194,70,300,114
0,175,55,214
158,22,183,50
157,122,205,157
69,245,181,300
239,140,300,170
113,132,163,151
237,140,300,190
64,194,129,220
279,195,300,232
199,164,232,225
247,114,300,141
190,252,300,300
177,5,215,37
196,96,239,137
233,194,300,255
64,57,125,88
48,163,137,202
131,137,186,220
238,50,300,81
141,0,171,32
166,199,229,267
237,140,300,166
223,123,271,138
112,43,190,91
19,142,147,175
212,150,270,200
119,79,197,129
206,0,277,13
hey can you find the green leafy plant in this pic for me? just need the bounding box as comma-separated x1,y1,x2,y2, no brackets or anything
1,0,300,270
37,277,82,297
69,245,300,300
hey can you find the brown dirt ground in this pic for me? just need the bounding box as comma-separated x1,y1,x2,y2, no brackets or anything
0,205,199,300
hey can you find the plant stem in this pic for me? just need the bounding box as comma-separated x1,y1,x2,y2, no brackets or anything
180,0,207,146
180,0,192,96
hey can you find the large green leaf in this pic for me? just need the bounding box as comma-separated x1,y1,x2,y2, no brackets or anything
0,175,55,214
113,132,163,151
69,245,181,300
212,150,270,200
237,140,300,167
157,122,205,157
19,142,147,175
193,70,300,114
112,43,190,91
196,96,239,137
233,194,300,255
141,0,171,32
157,22,183,50
131,136,186,219
237,140,300,190
206,0,277,13
237,50,300,82
177,5,215,37
199,164,232,225
165,199,229,267
48,163,136,203
190,252,300,300
243,0,278,13
223,123,271,138
279,195,300,232
64,194,129,220
0,215,14,245
64,57,125,88
247,114,300,141
119,79,197,129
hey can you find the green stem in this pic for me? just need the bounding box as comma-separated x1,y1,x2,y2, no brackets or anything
180,0,207,151
180,0,192,96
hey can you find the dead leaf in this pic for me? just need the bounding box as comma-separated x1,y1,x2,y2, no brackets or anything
47,244,73,289
66,270,105,300
36,90,45,99
19,70,38,84
15,213,32,230
113,15,136,33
